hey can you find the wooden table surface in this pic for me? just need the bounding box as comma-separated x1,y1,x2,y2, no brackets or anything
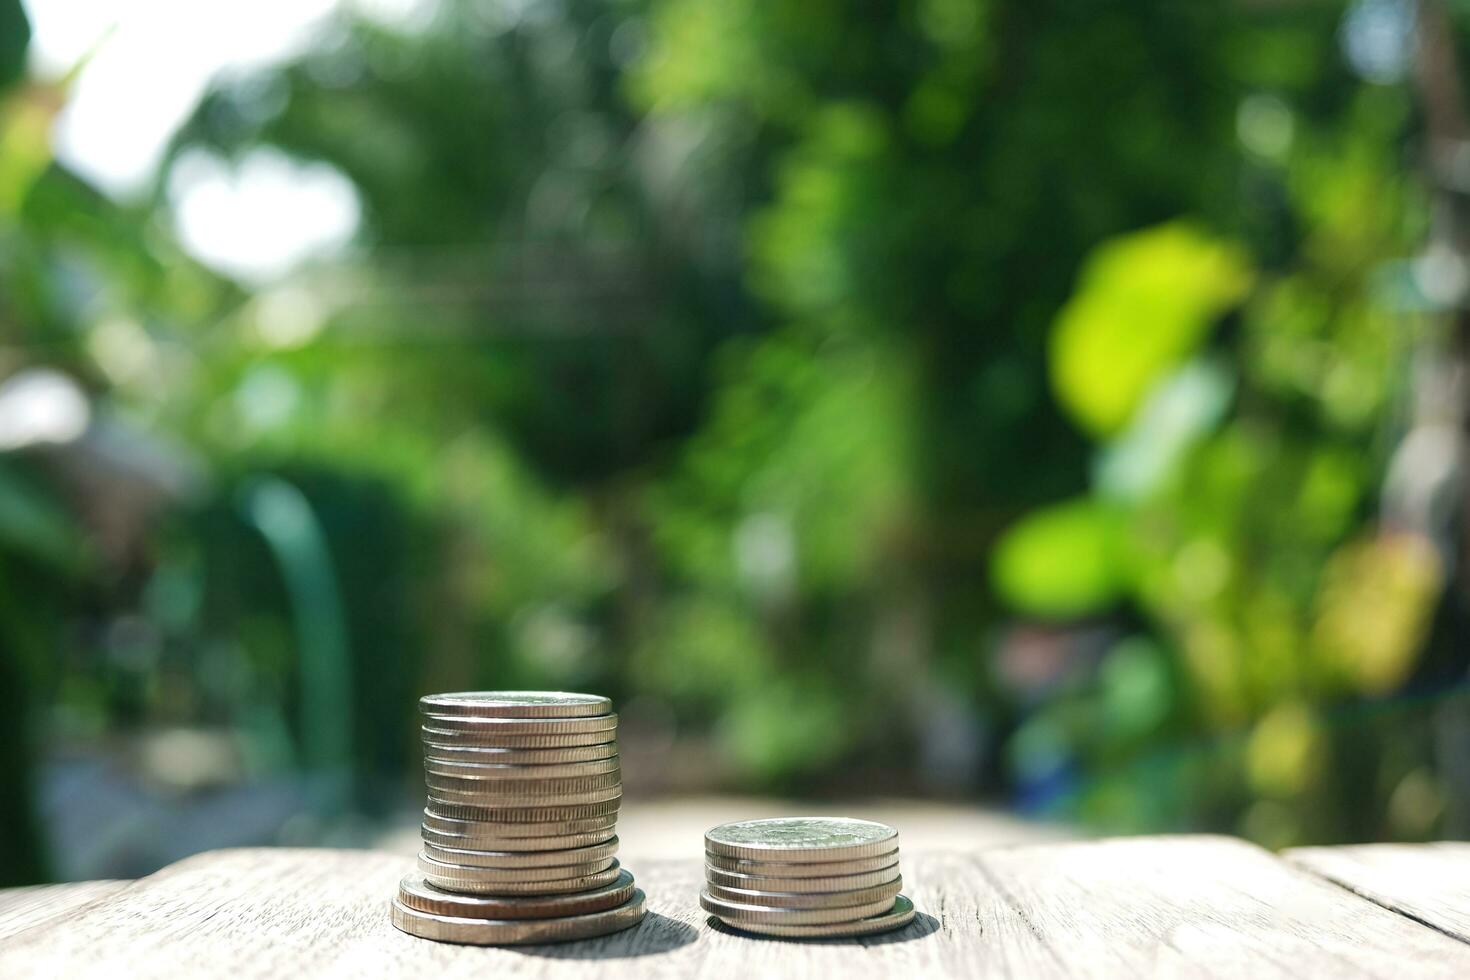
3,836,1469,978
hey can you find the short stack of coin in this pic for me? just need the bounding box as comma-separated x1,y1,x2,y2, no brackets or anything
390,692,646,945
700,817,915,939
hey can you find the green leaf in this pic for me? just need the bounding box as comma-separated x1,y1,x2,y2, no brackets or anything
991,498,1128,618
1050,222,1252,437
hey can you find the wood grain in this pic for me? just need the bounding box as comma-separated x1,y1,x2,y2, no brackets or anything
2,837,1467,978
0,880,131,941
1287,842,1470,943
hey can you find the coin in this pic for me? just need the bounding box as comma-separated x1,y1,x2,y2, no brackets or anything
427,792,623,817
390,890,645,945
425,795,621,824
421,743,619,765
705,817,898,862
705,850,897,877
424,757,620,780
419,857,624,895
422,714,618,736
421,809,619,837
715,895,916,939
419,851,615,882
427,787,622,810
704,876,901,909
426,787,623,811
426,781,621,802
397,871,636,920
426,769,620,792
422,825,616,852
704,863,901,893
420,836,618,868
418,691,612,719
699,890,897,925
420,727,617,749
398,689,643,942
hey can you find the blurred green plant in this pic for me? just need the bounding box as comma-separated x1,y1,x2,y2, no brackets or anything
991,74,1444,840
0,0,1464,882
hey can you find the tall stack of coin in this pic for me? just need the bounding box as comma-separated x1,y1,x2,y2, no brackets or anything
390,692,646,945
700,817,915,938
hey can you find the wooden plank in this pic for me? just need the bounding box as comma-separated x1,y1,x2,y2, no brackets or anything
0,880,132,941
1287,842,1470,943
1,836,1466,978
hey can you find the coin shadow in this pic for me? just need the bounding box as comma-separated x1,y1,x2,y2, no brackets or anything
705,911,940,946
510,912,699,959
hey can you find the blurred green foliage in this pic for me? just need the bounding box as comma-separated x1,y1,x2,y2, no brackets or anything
1048,223,1253,437
1,0,1467,884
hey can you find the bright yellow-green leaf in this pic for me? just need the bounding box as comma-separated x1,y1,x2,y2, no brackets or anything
1050,222,1253,437
991,498,1127,618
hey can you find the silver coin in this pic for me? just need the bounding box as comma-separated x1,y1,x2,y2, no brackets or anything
716,895,916,938
704,862,901,893
705,817,899,862
419,857,623,895
424,757,620,780
421,836,618,868
422,825,616,852
421,727,617,749
422,714,618,736
699,890,897,925
418,691,612,719
426,769,620,792
390,890,645,945
705,850,897,877
423,781,617,805
427,786,622,811
422,742,619,765
421,809,618,837
425,794,621,824
419,851,615,882
704,877,901,909
397,870,635,920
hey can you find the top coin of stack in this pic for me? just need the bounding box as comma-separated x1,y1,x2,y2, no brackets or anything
699,817,916,938
389,692,646,945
